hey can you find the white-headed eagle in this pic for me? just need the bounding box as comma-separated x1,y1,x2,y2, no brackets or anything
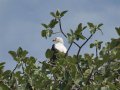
50,37,67,63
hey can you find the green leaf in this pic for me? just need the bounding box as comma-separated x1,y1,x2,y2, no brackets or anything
56,10,60,16
17,47,23,57
115,27,120,36
45,49,53,58
77,23,83,32
87,22,97,34
8,51,17,60
83,26,87,30
67,34,75,43
78,34,86,40
90,43,95,48
75,23,83,35
74,23,86,40
50,12,56,18
41,23,48,28
41,30,47,38
0,62,5,71
110,38,120,49
41,30,53,38
49,19,58,28
29,56,36,64
0,62,5,66
98,23,103,28
60,10,68,17
64,70,70,81
87,22,94,28
0,81,10,90
70,29,74,35
22,50,28,57
97,41,103,49
47,30,53,37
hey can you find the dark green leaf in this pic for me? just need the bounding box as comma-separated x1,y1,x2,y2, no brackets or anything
41,29,53,38
77,23,83,32
29,56,36,64
110,38,120,49
83,26,87,30
90,43,95,48
60,10,68,17
64,70,70,81
70,29,74,35
17,47,23,56
87,22,94,28
8,51,17,60
0,81,10,90
3,70,11,79
98,41,103,49
115,27,120,36
41,30,47,38
49,19,58,28
45,49,53,58
67,34,75,43
78,34,86,40
41,23,48,28
22,50,28,57
0,62,5,71
0,62,5,66
50,12,56,18
56,10,60,16
47,30,53,37
98,23,103,28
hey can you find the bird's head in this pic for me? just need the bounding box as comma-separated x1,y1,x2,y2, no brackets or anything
53,37,64,44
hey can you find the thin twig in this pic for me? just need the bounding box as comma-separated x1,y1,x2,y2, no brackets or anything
10,64,19,80
22,62,25,74
58,18,81,48
86,68,94,85
77,34,93,58
58,19,67,38
73,41,80,48
96,47,98,58
53,32,61,34
77,63,83,77
58,18,83,77
65,42,73,57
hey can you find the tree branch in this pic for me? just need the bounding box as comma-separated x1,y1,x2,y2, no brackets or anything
65,42,73,57
58,18,81,48
58,19,67,38
96,47,98,58
86,68,94,85
77,34,93,58
10,64,19,80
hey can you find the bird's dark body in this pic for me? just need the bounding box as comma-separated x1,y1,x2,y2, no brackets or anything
50,44,58,63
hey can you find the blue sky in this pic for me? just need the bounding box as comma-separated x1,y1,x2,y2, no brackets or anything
0,0,120,70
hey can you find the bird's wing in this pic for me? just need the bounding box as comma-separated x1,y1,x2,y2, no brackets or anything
50,44,58,63
54,44,67,53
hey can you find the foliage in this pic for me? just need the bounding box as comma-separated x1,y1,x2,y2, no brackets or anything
0,10,120,90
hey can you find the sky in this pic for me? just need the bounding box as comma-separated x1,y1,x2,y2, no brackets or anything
0,0,120,70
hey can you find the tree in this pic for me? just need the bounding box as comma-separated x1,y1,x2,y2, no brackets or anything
0,10,120,90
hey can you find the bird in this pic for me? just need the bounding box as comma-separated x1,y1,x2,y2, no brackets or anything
50,37,67,63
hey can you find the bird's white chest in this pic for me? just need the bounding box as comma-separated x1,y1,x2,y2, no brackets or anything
54,43,67,53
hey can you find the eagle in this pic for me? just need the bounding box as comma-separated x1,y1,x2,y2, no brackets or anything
50,37,67,64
